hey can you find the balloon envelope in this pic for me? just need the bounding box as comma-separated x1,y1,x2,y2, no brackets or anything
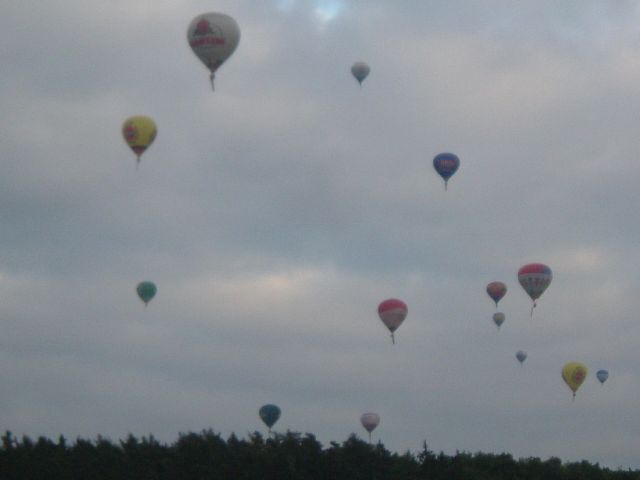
562,362,588,397
377,299,407,343
486,281,507,306
259,404,281,429
493,312,505,328
122,116,156,162
433,153,460,189
516,350,527,364
187,12,240,88
136,281,157,305
351,62,370,84
596,369,609,384
360,412,380,433
518,263,552,302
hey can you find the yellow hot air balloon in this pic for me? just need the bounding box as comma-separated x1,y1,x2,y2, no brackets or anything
562,362,588,399
122,115,157,166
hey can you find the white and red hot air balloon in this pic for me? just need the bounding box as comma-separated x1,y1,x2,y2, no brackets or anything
377,299,407,344
187,12,240,90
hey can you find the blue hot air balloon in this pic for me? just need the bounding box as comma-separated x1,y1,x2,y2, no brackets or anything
516,350,527,365
596,369,609,385
259,404,281,432
433,152,460,190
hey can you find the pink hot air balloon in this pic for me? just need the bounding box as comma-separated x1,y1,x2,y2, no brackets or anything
518,263,552,317
360,412,380,442
377,299,407,344
486,281,507,308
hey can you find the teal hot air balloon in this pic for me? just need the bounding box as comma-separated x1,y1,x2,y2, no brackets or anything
259,404,281,433
136,281,157,306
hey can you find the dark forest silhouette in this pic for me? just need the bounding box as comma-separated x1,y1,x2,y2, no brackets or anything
1,429,638,479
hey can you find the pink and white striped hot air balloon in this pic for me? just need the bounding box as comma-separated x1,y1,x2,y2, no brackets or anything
377,299,407,344
518,263,552,317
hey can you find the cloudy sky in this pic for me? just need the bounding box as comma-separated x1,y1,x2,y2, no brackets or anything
2,0,640,470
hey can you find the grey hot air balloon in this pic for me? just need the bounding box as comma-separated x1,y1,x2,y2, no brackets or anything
360,412,380,442
351,61,370,86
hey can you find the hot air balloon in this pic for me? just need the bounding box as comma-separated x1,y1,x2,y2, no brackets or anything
360,412,380,442
433,152,460,190
486,281,507,308
517,263,552,317
377,299,407,344
351,62,370,86
516,350,527,365
259,404,281,433
562,362,588,399
122,116,157,166
596,369,609,385
187,12,240,90
493,312,505,329
136,281,157,306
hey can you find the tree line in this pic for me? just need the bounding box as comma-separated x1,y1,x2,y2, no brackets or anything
1,430,638,480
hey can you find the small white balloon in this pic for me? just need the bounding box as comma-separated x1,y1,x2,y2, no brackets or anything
360,412,380,438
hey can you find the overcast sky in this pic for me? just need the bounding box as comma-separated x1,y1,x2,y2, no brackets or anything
2,0,640,470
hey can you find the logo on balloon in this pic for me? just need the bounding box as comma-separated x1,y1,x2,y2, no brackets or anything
123,123,138,143
439,159,457,170
572,369,586,383
190,20,226,47
194,19,213,36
